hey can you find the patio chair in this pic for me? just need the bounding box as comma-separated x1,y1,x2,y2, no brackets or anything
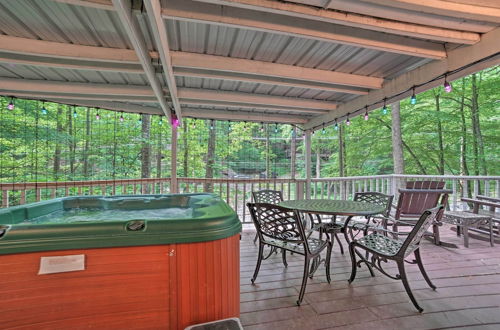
314,192,394,254
348,205,444,312
252,190,284,243
388,186,451,245
247,202,332,306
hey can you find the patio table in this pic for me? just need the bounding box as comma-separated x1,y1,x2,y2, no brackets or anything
278,199,386,274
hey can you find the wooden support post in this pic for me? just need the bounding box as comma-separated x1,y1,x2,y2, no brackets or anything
171,124,178,193
290,126,296,180
305,130,312,200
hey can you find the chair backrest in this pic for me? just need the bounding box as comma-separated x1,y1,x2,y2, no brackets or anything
252,189,284,204
395,188,451,219
406,181,445,189
247,202,308,248
354,192,394,217
399,205,444,257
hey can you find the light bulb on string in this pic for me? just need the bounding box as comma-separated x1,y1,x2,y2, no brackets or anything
119,112,124,122
260,122,264,133
228,121,232,131
138,114,142,124
73,106,78,118
192,121,196,129
322,125,326,134
410,87,417,105
41,101,47,115
443,75,452,93
95,108,100,120
210,120,214,130
334,120,338,131
7,97,14,110
274,123,278,133
159,117,163,126
346,114,351,126
364,106,369,121
382,98,388,115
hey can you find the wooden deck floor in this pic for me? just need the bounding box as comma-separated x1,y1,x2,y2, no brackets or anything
239,225,500,329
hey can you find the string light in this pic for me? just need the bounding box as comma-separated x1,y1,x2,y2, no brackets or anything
322,124,326,134
138,113,142,124
171,115,179,128
210,120,214,130
410,87,417,105
192,120,196,129
364,106,369,121
346,114,351,126
444,74,453,93
159,117,163,125
334,119,338,131
95,108,100,120
41,101,47,115
7,97,14,110
119,112,124,122
260,122,264,132
73,105,77,118
382,98,388,115
274,123,278,133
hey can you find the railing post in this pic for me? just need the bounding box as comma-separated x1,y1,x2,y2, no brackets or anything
305,130,312,199
2,190,9,208
170,123,178,193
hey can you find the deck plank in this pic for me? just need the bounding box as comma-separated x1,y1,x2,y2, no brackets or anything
240,224,500,329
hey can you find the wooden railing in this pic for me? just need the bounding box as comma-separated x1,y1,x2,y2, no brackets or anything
1,175,499,223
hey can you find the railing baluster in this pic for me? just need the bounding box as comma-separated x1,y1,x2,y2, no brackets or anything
2,190,9,208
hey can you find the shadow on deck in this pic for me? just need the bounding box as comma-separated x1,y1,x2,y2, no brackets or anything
239,224,500,329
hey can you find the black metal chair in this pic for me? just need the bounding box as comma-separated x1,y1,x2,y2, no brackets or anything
247,202,332,306
314,192,394,254
252,190,284,243
348,205,443,312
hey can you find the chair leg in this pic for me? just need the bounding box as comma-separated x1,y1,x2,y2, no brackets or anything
414,249,436,290
348,242,357,283
397,260,423,313
334,232,344,255
325,241,333,283
251,243,264,284
297,258,311,306
281,249,288,268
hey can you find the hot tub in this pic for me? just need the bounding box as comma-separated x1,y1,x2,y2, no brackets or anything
0,194,241,329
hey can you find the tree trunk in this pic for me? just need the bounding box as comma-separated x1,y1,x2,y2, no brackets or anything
338,125,346,177
53,104,64,177
183,122,188,177
459,80,469,177
470,73,487,176
67,106,75,177
141,114,151,177
82,107,91,178
156,126,162,178
265,126,270,178
204,124,216,192
391,102,405,174
316,148,321,178
435,94,445,174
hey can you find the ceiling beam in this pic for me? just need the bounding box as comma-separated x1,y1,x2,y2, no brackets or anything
304,27,500,130
322,0,495,33
182,108,308,124
0,91,157,103
112,0,171,121
178,88,336,111
0,78,336,113
171,51,383,89
0,78,155,96
363,0,500,24
144,0,182,121
174,68,368,95
0,36,367,94
163,0,446,59
194,0,480,44
41,98,163,115
179,99,328,114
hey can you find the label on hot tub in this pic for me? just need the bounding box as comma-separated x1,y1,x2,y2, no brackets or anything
38,254,86,275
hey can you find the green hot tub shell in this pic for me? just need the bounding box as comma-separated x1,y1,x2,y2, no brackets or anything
0,193,241,255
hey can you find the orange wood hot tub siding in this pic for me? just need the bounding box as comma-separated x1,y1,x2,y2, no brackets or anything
0,234,240,329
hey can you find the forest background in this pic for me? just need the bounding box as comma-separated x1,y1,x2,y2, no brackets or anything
0,68,498,188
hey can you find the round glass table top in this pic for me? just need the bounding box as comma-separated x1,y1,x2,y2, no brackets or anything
278,199,386,216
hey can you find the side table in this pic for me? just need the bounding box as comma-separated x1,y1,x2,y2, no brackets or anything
442,211,494,248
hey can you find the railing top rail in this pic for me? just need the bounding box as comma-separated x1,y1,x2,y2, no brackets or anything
0,177,172,190
311,174,500,181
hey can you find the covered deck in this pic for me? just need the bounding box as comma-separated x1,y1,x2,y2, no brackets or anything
0,0,499,329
